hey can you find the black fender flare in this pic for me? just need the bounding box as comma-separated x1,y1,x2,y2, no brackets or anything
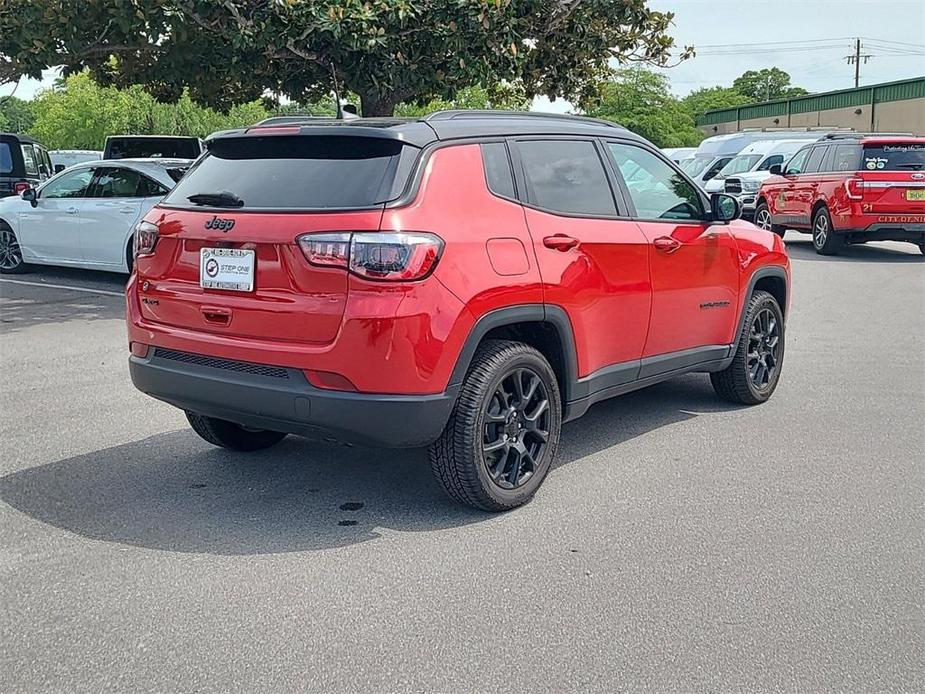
734,265,789,341
448,304,579,403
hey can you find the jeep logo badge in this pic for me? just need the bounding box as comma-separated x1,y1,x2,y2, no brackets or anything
205,216,235,232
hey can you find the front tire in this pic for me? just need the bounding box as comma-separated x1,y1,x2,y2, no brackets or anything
429,340,562,512
754,202,785,238
0,222,28,274
711,290,785,405
186,412,287,451
812,206,843,255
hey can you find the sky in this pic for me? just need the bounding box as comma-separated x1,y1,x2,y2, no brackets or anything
3,0,924,110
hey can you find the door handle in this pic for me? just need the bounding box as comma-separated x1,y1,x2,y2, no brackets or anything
543,235,579,251
201,306,232,326
653,236,682,253
119,208,136,214
65,207,79,215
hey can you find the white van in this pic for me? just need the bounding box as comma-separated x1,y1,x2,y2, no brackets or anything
703,139,815,194
681,130,837,188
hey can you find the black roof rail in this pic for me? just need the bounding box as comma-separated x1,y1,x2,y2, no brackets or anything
424,109,624,130
822,131,915,140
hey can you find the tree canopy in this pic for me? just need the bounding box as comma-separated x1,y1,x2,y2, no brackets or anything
681,86,752,120
1,0,691,116
732,68,808,102
584,68,702,148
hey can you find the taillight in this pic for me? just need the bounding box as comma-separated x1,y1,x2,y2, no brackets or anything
134,220,160,257
845,178,865,200
13,181,30,195
297,232,444,282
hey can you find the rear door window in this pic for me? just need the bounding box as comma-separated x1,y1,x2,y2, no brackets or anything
516,139,616,216
91,167,145,198
163,136,410,210
862,143,925,171
805,146,829,174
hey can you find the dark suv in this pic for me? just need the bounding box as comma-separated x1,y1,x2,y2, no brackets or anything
127,111,791,511
1,133,53,197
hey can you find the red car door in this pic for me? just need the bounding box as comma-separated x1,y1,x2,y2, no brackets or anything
514,139,651,382
793,145,830,225
773,146,812,225
605,142,740,362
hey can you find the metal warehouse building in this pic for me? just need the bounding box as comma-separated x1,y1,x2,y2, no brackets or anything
697,76,924,135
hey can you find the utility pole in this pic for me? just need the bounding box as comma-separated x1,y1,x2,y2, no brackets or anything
845,38,872,88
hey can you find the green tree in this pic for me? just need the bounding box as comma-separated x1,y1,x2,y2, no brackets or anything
584,68,702,148
0,96,35,133
28,71,269,149
732,68,808,102
682,86,752,120
1,0,691,117
396,83,530,117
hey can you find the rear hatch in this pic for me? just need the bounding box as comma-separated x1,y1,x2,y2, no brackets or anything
855,141,925,215
135,132,416,343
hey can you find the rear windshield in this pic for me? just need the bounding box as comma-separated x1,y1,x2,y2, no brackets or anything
106,137,202,160
162,135,411,210
0,142,12,174
862,143,925,171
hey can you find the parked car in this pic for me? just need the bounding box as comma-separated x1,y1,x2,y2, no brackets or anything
661,147,697,164
755,133,925,254
103,135,203,160
1,133,53,198
49,149,103,173
0,158,191,274
126,111,790,511
682,130,834,189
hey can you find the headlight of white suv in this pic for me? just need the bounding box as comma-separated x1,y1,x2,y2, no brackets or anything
741,179,761,192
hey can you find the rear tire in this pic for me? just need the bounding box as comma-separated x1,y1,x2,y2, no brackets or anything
754,202,785,238
186,412,287,451
711,290,785,405
428,340,562,512
811,206,843,255
0,222,29,274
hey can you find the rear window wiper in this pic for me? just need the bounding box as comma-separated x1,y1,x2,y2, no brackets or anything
187,191,245,207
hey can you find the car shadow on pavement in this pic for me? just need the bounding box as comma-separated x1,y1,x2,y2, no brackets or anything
0,375,741,556
784,237,923,263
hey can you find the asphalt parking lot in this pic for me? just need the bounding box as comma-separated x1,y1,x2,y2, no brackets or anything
1,238,922,693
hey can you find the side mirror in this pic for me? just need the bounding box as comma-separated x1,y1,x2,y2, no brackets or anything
54,164,66,174
21,188,38,207
710,193,740,224
768,164,783,176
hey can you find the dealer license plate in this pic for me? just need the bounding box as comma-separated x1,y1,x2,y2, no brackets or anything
200,248,255,291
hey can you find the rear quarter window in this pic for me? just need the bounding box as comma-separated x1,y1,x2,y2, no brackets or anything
862,143,925,171
163,135,412,210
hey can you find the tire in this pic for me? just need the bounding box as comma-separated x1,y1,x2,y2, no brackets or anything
186,411,287,451
125,236,134,275
754,202,785,238
811,206,843,255
0,221,29,274
711,290,785,405
429,340,562,512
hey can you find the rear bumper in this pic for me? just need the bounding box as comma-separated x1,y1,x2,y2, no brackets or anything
834,221,925,243
130,349,458,448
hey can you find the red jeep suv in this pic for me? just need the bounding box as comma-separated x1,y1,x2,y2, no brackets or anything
754,134,925,255
127,111,790,511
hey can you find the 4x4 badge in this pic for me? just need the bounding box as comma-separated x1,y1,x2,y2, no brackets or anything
205,216,235,232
